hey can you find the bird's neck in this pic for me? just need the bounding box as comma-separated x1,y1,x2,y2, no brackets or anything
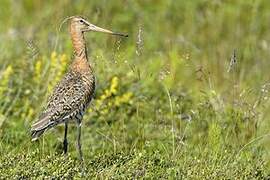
70,30,88,59
70,30,93,73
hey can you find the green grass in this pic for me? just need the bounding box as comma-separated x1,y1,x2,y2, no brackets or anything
0,0,270,178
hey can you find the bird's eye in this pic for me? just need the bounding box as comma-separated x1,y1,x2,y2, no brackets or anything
79,20,84,23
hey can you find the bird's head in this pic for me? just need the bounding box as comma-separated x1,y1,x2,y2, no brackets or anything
69,16,128,37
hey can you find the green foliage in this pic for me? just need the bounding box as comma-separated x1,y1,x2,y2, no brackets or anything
0,150,267,179
208,122,222,154
0,0,270,178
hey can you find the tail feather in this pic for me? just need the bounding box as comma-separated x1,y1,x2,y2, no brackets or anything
31,129,46,141
31,114,54,141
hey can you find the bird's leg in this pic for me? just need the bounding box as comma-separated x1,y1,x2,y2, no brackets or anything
63,121,68,154
76,121,83,161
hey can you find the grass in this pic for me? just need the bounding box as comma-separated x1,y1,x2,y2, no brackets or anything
0,0,270,178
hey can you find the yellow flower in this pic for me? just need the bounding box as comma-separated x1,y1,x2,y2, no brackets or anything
34,60,42,82
110,76,118,95
122,92,133,102
60,54,67,64
105,89,111,97
48,52,68,93
100,109,108,115
59,54,68,75
108,102,112,107
114,96,121,106
50,52,58,73
114,92,133,107
87,76,133,114
27,108,34,119
96,99,102,107
0,65,13,95
51,51,57,62
3,65,13,77
100,94,107,100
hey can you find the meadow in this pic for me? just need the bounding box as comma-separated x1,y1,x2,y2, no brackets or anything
0,0,270,178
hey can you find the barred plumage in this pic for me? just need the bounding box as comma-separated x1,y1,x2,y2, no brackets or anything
30,16,127,160
31,70,95,139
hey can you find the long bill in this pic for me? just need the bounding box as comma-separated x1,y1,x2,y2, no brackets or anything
88,24,128,37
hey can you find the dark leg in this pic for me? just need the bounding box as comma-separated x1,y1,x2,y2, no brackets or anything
63,121,68,154
77,122,83,161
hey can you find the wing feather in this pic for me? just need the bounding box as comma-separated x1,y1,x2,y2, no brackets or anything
30,71,94,140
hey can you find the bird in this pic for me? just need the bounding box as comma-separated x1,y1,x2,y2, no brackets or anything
30,16,128,160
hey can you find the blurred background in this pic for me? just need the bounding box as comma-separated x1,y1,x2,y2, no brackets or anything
0,0,270,178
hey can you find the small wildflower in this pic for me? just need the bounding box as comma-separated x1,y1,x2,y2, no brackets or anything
108,102,112,107
51,51,57,61
34,60,42,82
27,108,34,119
59,54,68,74
25,89,31,95
60,54,67,64
4,65,13,76
0,65,13,95
185,53,190,60
88,76,133,114
122,92,133,102
105,89,111,97
114,96,121,106
110,76,119,95
100,94,107,100
114,92,133,107
48,52,68,93
101,109,109,115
